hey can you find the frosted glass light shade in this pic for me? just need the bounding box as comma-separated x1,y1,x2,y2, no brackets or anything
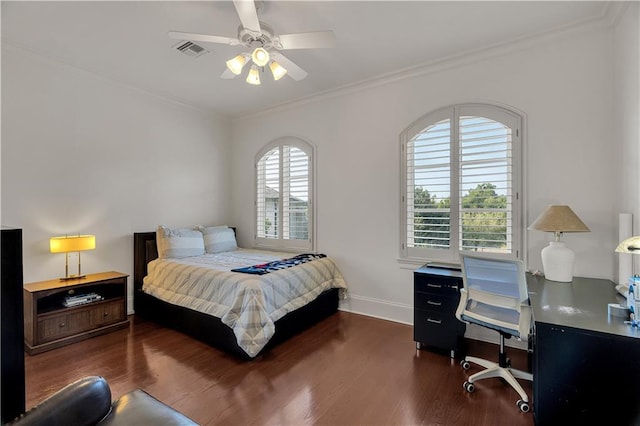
269,61,287,80
246,66,261,85
50,235,96,253
226,54,247,75
541,241,575,282
251,47,270,67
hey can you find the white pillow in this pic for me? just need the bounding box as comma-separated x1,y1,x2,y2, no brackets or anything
156,225,205,259
198,226,238,253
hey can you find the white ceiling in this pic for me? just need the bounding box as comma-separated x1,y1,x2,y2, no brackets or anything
2,1,609,117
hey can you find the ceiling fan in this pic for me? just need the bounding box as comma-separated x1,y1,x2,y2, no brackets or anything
169,0,336,85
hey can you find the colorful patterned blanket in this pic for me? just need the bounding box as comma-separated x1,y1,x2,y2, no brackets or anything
231,253,327,275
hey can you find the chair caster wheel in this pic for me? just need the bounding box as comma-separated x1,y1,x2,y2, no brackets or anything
517,399,530,413
463,381,475,393
460,360,471,370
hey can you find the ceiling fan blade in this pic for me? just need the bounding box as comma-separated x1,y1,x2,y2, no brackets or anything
276,31,336,50
169,31,240,46
221,68,237,79
233,0,261,35
271,52,308,81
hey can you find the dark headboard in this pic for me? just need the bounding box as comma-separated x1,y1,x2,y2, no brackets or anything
133,228,237,292
133,232,157,292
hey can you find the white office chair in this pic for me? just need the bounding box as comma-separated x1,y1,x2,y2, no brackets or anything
456,254,533,413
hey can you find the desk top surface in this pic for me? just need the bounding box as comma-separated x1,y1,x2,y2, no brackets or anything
527,274,640,340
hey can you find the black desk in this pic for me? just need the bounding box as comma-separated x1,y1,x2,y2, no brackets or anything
527,274,640,425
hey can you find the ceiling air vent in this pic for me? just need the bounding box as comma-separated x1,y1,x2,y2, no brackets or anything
174,41,210,58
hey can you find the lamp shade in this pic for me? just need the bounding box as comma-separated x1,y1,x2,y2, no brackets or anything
246,66,261,85
269,61,287,80
616,235,640,253
50,235,96,253
226,54,246,75
528,205,590,233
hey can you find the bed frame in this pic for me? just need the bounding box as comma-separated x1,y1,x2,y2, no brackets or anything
133,232,340,360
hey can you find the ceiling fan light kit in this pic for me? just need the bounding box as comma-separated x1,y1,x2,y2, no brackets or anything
169,0,335,86
250,47,270,67
269,61,287,80
226,54,247,75
246,65,261,85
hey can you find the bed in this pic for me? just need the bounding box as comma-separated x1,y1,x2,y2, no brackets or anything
133,229,346,359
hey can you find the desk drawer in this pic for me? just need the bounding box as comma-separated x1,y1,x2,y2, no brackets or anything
414,291,458,312
414,308,461,349
414,274,461,296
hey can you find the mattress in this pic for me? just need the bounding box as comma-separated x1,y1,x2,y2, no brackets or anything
142,249,347,357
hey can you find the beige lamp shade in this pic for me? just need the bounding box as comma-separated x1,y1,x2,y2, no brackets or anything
50,235,96,253
615,235,640,254
529,205,589,283
528,205,590,234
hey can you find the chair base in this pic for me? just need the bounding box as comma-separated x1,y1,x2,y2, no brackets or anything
461,333,533,413
463,355,533,403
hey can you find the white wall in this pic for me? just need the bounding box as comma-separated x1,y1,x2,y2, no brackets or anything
1,44,233,312
231,23,618,325
613,3,640,279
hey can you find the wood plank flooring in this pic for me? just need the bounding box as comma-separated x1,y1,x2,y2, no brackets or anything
24,312,534,425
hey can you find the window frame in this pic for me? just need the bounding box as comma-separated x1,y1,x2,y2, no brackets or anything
254,137,316,252
400,103,524,264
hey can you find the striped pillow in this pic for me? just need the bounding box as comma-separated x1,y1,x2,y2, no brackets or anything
198,226,238,253
156,225,205,259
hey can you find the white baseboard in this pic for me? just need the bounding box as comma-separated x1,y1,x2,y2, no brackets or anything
339,294,527,351
339,294,413,325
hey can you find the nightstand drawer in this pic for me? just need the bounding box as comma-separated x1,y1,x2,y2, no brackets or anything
90,300,124,326
38,310,91,343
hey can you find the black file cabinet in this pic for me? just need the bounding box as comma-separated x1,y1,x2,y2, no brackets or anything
413,265,465,358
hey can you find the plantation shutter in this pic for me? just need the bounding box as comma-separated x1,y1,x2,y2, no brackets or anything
256,147,280,239
459,114,513,254
284,146,309,241
402,104,521,262
406,118,452,251
255,139,314,251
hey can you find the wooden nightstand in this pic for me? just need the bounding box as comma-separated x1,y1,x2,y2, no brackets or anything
23,271,129,355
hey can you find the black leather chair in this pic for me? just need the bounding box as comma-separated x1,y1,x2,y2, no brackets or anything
6,376,198,426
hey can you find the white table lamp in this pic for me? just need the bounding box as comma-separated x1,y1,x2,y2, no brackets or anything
529,205,590,282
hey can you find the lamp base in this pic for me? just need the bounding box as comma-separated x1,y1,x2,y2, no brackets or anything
541,241,575,282
59,274,86,281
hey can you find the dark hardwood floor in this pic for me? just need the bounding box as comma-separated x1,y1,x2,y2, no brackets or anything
24,312,534,425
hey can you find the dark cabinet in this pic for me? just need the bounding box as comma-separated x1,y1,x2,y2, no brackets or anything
413,265,465,358
1,227,25,422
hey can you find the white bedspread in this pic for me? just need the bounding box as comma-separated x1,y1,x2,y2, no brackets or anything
142,249,347,357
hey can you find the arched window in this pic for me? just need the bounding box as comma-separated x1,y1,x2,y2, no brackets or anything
401,103,523,262
255,137,315,251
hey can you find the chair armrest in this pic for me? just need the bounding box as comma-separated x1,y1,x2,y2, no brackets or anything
518,302,532,342
7,376,112,426
455,288,469,323
98,390,197,425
